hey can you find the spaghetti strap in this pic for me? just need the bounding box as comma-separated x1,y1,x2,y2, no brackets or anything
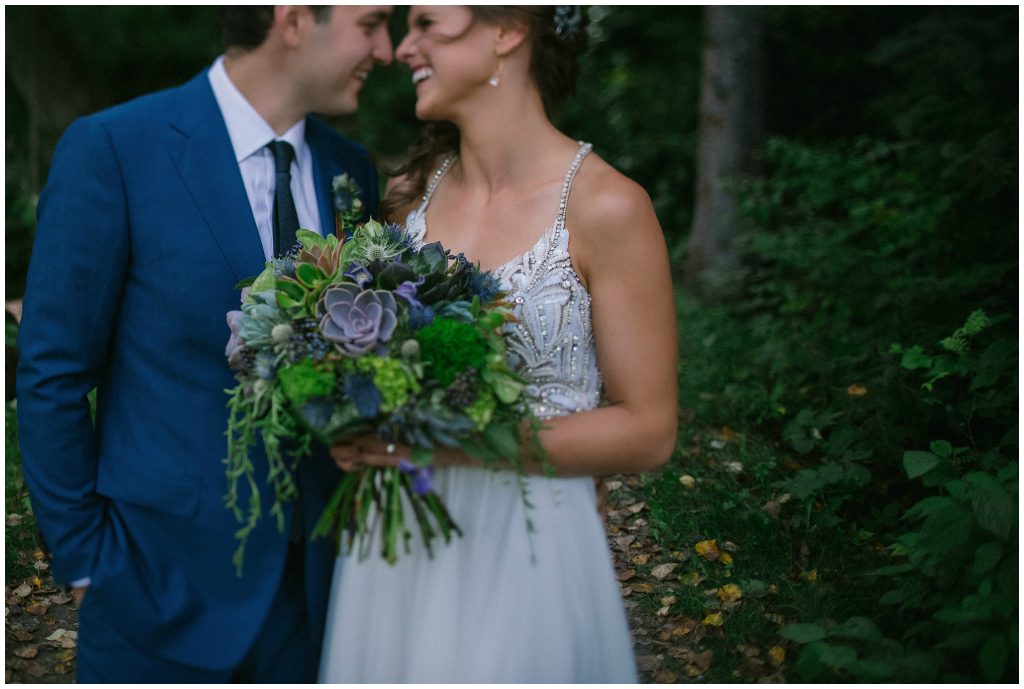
419,154,457,212
556,142,593,230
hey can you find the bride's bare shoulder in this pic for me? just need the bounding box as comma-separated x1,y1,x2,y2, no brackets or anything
569,153,661,245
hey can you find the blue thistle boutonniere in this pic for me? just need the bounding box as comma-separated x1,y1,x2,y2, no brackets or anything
332,173,365,237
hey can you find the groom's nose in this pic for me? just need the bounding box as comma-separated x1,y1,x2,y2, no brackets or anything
373,27,394,66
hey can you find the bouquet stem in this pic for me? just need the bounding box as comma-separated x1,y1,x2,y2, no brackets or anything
312,465,462,564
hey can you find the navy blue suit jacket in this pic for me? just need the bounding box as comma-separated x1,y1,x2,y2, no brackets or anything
16,70,377,670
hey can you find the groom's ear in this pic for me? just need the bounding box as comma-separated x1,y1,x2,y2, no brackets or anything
493,21,529,57
273,5,311,48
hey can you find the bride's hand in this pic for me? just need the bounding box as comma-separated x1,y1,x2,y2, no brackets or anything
330,436,410,472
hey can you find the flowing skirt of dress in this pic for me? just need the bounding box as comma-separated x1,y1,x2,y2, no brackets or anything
318,465,638,683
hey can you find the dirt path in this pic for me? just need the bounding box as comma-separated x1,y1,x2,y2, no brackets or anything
8,475,732,683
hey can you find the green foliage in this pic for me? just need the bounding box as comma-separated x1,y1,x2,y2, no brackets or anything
656,8,1015,677
561,6,702,243
278,360,335,406
415,318,488,386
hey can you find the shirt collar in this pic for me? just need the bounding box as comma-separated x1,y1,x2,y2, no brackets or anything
208,55,307,165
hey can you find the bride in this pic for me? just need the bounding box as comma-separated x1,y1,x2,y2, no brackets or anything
320,6,677,682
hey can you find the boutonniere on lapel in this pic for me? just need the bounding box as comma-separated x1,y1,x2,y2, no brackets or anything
332,173,364,238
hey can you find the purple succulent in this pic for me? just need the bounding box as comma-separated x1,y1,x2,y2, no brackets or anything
318,283,398,356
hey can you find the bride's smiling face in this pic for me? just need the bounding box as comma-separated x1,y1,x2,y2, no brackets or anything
396,6,501,121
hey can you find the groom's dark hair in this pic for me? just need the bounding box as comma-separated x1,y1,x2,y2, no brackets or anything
221,6,333,50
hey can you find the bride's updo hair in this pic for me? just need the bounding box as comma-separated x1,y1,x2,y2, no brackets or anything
380,6,589,222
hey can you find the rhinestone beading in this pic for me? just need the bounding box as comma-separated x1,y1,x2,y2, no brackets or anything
406,143,600,420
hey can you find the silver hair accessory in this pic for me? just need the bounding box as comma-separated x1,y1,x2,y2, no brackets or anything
553,5,583,41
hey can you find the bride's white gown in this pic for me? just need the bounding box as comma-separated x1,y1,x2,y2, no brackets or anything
319,143,637,683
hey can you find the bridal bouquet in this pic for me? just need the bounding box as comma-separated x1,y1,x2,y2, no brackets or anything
224,220,540,573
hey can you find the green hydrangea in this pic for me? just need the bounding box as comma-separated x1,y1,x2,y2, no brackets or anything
278,359,335,405
416,317,488,386
356,355,420,411
465,389,496,431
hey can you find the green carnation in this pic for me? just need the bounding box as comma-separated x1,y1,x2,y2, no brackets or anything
416,317,488,386
278,359,335,405
465,390,496,431
356,355,420,411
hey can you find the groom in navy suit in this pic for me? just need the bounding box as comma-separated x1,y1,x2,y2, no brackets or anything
16,6,393,682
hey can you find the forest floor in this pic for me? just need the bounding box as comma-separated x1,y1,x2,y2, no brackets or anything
5,474,786,683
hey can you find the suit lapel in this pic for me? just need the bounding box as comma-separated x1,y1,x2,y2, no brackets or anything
168,72,265,283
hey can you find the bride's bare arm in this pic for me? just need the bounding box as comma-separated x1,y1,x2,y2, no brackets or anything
521,162,678,477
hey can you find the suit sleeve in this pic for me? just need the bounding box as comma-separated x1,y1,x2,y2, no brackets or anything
16,116,130,586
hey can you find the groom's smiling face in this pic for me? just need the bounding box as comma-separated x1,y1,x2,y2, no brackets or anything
297,5,394,115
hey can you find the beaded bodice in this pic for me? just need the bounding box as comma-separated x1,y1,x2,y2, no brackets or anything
405,143,600,420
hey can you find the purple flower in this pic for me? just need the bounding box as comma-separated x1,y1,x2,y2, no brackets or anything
318,283,398,357
344,262,374,289
399,459,435,496
394,277,425,308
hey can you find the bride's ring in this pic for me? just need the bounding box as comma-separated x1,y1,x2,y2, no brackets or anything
386,443,396,455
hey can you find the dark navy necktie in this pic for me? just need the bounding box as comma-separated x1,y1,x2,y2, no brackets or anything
268,140,299,257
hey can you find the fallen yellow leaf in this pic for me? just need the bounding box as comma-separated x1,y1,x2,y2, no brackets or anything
632,553,650,566
719,552,733,566
800,568,818,583
679,474,697,489
702,612,725,626
847,384,868,396
721,426,736,441
717,584,743,602
769,646,786,666
695,539,720,561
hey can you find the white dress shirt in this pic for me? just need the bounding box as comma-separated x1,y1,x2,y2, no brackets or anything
208,55,323,259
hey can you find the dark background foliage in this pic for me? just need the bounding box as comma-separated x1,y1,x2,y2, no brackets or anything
5,5,1017,683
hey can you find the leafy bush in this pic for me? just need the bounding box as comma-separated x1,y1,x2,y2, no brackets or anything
662,117,1015,681
783,311,1017,682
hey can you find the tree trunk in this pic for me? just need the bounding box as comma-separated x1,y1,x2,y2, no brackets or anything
684,7,765,300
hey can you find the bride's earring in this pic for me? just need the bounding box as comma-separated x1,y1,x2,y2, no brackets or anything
488,59,504,88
